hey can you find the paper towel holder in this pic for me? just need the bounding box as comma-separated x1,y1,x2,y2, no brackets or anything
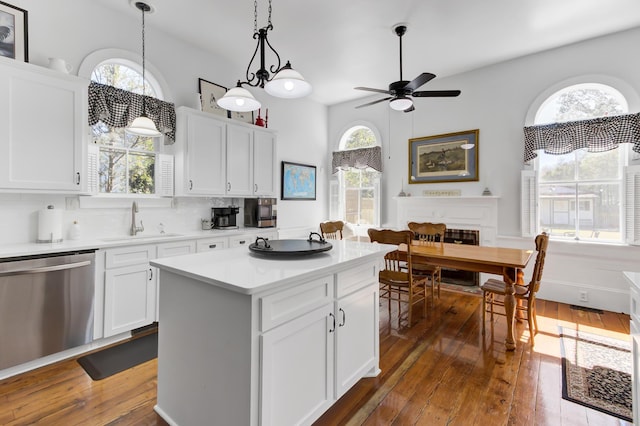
36,205,64,244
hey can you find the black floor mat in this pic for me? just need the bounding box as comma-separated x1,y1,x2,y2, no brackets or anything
77,332,157,380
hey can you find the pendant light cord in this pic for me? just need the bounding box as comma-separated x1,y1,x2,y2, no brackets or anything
140,3,147,114
254,0,273,34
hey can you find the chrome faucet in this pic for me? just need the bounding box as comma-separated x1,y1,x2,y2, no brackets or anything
131,201,144,236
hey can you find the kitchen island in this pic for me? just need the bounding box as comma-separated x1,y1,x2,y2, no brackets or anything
149,239,394,426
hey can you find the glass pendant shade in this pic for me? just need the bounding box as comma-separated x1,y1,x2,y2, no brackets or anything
217,84,261,112
127,114,161,137
389,96,413,111
264,62,312,99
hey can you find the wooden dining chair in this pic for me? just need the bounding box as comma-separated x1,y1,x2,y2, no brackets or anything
407,222,446,300
319,221,344,240
481,232,549,345
368,228,429,327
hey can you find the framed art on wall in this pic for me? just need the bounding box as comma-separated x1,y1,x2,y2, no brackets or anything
0,1,28,62
281,161,316,200
198,78,228,118
231,110,254,124
409,129,479,184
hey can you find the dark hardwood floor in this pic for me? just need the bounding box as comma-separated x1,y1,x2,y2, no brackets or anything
0,288,632,425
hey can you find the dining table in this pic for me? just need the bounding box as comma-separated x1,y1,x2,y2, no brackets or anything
405,241,534,350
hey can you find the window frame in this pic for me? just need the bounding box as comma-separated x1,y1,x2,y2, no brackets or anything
522,76,640,244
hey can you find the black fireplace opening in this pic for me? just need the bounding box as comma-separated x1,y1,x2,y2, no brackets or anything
442,229,480,286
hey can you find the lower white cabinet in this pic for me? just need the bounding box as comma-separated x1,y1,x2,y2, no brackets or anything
196,237,227,252
627,271,640,425
260,264,379,426
103,245,157,337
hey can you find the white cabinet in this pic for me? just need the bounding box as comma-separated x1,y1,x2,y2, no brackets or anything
0,57,87,192
259,263,379,425
103,245,157,337
196,237,228,252
226,124,253,196
156,240,196,321
253,129,277,196
174,107,226,195
627,271,640,425
173,106,276,197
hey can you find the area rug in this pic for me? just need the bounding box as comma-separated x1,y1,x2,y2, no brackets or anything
77,332,157,380
559,327,632,421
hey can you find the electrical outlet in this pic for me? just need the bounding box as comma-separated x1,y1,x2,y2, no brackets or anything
579,291,589,302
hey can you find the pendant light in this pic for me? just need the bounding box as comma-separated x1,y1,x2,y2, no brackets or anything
126,1,161,137
217,0,311,112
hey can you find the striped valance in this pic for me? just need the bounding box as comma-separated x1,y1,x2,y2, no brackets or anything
332,146,383,174
523,112,640,163
88,82,176,143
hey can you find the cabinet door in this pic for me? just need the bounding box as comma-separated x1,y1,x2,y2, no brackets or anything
261,305,334,426
226,124,253,196
196,237,228,252
0,63,85,191
104,264,155,337
335,284,378,398
186,113,226,195
253,130,276,196
157,240,196,258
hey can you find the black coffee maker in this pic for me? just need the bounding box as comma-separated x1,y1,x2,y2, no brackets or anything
212,206,239,229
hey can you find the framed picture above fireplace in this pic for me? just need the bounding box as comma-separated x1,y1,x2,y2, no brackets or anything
408,129,479,184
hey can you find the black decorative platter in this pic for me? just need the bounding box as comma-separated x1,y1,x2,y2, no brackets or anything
249,234,332,257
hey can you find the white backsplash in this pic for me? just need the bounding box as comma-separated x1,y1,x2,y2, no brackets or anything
0,194,242,244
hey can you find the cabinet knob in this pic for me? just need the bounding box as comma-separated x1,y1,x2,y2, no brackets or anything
238,240,246,245
209,244,217,249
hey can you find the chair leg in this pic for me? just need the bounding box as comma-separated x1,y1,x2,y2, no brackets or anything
482,291,486,334
436,269,441,298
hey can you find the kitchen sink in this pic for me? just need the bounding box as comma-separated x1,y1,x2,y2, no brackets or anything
101,233,184,242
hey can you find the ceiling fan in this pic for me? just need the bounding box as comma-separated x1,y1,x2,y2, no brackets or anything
354,24,461,112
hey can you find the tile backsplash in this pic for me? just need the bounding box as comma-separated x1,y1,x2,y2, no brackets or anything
0,194,241,244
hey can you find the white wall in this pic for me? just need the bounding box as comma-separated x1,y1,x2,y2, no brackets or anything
328,27,640,313
0,0,329,242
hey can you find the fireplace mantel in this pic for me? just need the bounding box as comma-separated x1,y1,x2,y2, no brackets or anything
394,196,499,246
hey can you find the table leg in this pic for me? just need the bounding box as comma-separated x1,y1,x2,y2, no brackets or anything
503,267,519,351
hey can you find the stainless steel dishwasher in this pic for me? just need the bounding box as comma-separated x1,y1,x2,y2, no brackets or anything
0,250,96,370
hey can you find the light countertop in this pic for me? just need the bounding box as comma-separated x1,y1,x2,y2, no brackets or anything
150,239,394,295
0,228,276,259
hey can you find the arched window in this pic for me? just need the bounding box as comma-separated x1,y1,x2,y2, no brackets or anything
330,124,382,239
529,83,631,242
91,61,162,194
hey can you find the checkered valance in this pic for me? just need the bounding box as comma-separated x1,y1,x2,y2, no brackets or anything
332,146,383,173
523,112,640,162
88,82,176,143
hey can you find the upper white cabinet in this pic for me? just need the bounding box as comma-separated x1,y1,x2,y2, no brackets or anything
0,57,87,192
173,106,276,197
174,107,227,195
253,129,277,196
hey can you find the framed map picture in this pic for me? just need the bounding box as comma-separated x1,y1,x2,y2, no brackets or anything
281,161,316,200
198,78,228,117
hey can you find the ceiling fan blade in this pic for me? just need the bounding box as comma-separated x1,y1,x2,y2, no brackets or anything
354,86,392,95
355,97,392,109
404,73,436,92
403,105,415,113
412,90,461,97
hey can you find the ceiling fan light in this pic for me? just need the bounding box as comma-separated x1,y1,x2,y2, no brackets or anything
389,96,413,111
126,114,161,137
265,62,312,99
217,84,261,112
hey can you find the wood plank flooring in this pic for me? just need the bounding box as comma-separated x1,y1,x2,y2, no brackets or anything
0,289,632,425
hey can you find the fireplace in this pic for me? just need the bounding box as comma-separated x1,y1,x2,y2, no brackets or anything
441,228,480,286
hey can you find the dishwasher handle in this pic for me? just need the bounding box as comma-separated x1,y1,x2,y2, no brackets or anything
0,260,92,277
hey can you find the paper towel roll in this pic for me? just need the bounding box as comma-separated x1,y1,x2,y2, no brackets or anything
37,205,63,243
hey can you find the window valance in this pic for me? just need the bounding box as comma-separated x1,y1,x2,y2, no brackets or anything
332,146,382,173
88,81,177,143
523,112,640,163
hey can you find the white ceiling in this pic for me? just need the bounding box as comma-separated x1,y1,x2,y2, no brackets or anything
96,0,640,106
